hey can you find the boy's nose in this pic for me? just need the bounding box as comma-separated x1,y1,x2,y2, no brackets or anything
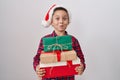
59,19,63,24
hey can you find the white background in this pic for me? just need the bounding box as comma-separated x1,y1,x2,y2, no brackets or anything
0,0,120,80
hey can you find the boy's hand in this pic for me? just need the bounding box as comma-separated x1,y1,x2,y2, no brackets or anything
36,65,46,78
75,63,84,75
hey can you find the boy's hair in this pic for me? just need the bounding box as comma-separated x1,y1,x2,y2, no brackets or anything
52,7,70,22
52,7,69,16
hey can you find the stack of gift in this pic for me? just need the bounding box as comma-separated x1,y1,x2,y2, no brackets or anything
39,35,81,78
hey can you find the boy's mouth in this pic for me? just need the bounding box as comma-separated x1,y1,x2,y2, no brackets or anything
59,25,64,27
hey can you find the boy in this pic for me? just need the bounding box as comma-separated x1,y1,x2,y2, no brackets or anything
33,4,86,80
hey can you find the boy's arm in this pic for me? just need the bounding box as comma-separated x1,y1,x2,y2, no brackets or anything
33,39,43,71
72,37,86,71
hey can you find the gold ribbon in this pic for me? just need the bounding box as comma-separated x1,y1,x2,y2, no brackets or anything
44,43,72,51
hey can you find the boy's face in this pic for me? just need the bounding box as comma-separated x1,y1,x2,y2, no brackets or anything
51,10,69,32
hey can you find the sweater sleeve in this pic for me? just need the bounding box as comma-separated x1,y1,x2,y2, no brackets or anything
33,38,43,71
72,37,86,70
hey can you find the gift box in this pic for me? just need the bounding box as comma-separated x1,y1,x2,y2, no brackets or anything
43,35,72,52
39,57,81,78
40,50,77,64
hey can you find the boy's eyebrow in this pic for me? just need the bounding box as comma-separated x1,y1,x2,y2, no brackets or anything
53,15,69,17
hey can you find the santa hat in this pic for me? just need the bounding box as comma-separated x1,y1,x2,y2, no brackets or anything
41,4,71,28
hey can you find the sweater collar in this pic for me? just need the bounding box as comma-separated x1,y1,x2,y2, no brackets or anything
51,31,68,37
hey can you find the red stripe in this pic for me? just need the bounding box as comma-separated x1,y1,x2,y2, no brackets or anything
45,4,56,21
55,50,61,61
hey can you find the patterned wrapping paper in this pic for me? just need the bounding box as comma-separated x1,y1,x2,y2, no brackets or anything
43,35,72,52
40,50,77,64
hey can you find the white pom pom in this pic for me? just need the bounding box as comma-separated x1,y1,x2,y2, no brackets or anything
41,20,51,28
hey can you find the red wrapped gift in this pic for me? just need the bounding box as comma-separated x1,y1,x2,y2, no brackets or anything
39,57,81,78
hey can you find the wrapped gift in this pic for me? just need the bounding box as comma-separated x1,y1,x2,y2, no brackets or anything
61,50,77,61
43,35,72,52
39,57,81,78
40,50,77,64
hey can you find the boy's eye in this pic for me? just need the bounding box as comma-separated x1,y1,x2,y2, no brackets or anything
55,18,59,20
54,17,68,21
63,17,68,20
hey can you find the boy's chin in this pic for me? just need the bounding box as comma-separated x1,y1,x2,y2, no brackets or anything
58,28,66,31
58,29,66,32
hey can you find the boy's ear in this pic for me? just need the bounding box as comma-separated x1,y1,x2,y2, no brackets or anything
51,21,54,27
50,20,53,25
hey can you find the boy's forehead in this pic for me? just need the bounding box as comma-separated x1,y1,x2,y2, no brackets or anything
53,10,69,16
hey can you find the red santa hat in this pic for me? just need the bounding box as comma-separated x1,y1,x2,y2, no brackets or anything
41,4,71,28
